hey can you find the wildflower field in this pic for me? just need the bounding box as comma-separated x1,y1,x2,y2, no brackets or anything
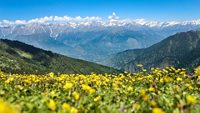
0,66,200,113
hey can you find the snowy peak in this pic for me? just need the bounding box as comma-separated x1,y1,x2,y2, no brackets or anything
0,13,200,28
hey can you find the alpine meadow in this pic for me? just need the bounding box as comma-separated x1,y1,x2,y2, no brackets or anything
1,0,200,113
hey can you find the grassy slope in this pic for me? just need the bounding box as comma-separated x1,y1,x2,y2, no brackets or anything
0,39,120,74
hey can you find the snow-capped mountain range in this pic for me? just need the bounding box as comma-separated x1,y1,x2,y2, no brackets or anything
1,13,200,28
1,13,200,64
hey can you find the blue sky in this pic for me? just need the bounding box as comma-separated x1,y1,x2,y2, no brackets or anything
0,0,200,21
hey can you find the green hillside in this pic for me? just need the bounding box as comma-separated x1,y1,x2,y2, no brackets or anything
0,39,120,74
108,30,200,72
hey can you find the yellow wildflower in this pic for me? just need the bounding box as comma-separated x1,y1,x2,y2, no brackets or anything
47,99,56,111
196,66,200,76
159,78,164,83
140,89,149,101
185,84,193,90
72,92,80,100
82,84,95,94
149,86,155,92
50,91,56,97
0,99,19,113
140,89,146,96
62,103,71,111
163,76,172,83
49,72,54,78
62,103,78,113
179,71,186,76
176,77,183,82
137,64,143,67
152,107,165,113
94,96,101,102
186,95,197,105
198,76,200,80
70,107,78,113
16,85,23,90
127,86,133,92
63,82,73,90
5,77,14,84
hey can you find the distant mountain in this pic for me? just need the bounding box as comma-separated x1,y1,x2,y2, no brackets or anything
1,15,200,64
0,39,120,74
108,30,200,72
0,25,165,63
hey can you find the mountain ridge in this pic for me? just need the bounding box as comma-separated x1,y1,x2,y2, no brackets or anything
108,30,200,72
